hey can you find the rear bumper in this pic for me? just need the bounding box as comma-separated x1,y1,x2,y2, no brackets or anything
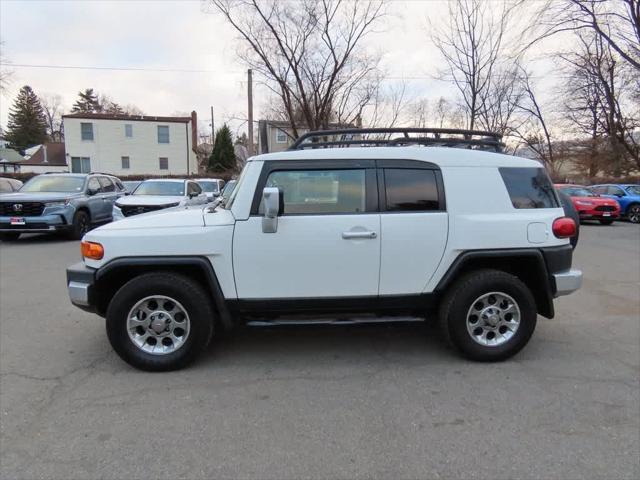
552,269,583,297
66,262,97,312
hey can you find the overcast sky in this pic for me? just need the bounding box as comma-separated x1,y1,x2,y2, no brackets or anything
0,0,560,138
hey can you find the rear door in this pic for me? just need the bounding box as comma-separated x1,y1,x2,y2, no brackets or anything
98,177,120,218
377,161,448,295
233,160,380,299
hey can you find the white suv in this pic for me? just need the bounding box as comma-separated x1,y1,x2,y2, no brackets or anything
66,128,582,371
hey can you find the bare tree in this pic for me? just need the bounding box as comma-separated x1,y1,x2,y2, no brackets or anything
430,0,517,131
39,93,65,142
530,0,640,72
210,0,386,137
0,39,12,92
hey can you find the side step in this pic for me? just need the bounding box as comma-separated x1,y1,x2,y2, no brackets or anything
246,317,425,327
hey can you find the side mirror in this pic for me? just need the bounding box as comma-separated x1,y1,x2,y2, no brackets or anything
262,187,281,233
188,192,198,199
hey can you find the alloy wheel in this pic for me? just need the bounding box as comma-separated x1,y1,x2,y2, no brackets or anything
466,292,521,347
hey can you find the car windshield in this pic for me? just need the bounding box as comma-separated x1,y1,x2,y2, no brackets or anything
221,181,237,202
561,186,595,197
198,181,220,193
123,181,141,193
20,176,85,193
625,185,640,195
133,181,184,196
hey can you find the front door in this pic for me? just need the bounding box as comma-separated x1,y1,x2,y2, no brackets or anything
233,165,380,299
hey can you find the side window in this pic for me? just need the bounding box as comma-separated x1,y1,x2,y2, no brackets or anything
608,186,625,196
591,186,606,195
499,167,559,209
87,177,101,193
98,177,115,192
263,169,366,214
384,169,439,211
187,182,202,195
113,179,125,191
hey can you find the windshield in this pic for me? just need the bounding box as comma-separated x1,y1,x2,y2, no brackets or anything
198,181,220,193
560,186,595,197
20,176,85,193
134,181,184,196
221,181,236,202
625,185,640,195
225,167,248,209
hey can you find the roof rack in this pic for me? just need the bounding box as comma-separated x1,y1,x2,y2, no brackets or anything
288,127,505,152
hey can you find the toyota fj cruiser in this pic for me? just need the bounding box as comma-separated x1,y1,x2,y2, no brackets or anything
66,128,582,371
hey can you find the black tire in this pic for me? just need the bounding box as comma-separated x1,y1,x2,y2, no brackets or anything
438,269,537,361
599,218,614,225
0,232,20,241
66,210,90,240
627,204,640,224
106,272,215,371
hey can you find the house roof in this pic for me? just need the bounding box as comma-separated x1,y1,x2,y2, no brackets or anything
0,148,25,164
19,143,67,166
62,113,191,123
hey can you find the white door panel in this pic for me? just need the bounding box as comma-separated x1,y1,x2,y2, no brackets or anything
233,215,380,299
379,212,448,295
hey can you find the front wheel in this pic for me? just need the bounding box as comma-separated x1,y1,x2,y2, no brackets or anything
66,210,90,240
627,204,640,224
439,269,537,361
106,272,215,371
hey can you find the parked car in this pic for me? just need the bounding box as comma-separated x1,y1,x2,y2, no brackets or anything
555,184,621,225
556,189,579,248
112,179,209,220
0,177,23,193
195,178,225,202
0,173,125,241
590,184,640,223
122,180,142,194
67,127,582,371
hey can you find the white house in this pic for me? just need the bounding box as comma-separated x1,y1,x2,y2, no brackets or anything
257,119,358,154
62,112,199,176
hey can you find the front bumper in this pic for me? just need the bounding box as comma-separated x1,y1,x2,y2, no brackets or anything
576,208,620,219
0,214,70,233
553,269,583,297
67,262,97,311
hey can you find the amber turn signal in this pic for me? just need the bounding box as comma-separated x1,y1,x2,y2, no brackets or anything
81,241,104,260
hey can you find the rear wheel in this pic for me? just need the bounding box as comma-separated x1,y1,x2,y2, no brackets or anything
627,204,640,223
439,269,537,361
66,210,90,240
599,218,614,225
106,272,215,371
0,232,20,241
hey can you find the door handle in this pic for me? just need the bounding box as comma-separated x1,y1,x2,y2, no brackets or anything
342,231,377,239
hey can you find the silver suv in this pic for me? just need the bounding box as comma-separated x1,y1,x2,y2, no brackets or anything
0,173,125,241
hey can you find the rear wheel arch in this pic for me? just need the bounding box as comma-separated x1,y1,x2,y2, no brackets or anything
434,250,554,319
94,257,234,329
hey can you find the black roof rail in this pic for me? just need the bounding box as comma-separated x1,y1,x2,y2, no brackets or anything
288,127,505,152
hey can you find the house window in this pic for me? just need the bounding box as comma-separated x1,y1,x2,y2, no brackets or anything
71,157,91,173
159,157,169,170
125,124,133,137
121,156,130,169
275,129,288,143
157,125,170,144
81,123,94,141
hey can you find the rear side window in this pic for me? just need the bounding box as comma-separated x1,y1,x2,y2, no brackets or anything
98,177,115,192
384,169,439,211
499,167,559,209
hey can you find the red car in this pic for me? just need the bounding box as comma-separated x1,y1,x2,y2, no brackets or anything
555,184,621,225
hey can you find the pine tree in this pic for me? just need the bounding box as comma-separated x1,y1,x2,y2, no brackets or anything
209,124,236,172
71,88,101,113
5,85,48,152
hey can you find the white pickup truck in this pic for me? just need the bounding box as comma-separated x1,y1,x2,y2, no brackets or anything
66,128,582,371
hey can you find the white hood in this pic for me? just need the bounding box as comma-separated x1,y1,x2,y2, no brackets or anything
98,204,206,230
116,195,184,207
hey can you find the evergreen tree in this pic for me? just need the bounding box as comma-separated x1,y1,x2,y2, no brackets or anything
5,85,48,152
71,88,101,113
209,124,236,171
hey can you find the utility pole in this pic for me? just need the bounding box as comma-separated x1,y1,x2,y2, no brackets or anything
211,107,216,145
247,68,254,156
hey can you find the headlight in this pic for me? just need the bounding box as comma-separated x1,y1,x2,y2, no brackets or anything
45,200,70,208
575,200,594,206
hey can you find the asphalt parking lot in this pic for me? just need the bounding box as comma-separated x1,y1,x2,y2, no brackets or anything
1,223,639,480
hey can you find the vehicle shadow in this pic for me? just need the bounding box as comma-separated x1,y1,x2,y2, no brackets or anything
1,233,75,245
200,320,455,367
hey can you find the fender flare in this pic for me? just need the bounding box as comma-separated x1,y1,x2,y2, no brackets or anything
96,256,234,329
